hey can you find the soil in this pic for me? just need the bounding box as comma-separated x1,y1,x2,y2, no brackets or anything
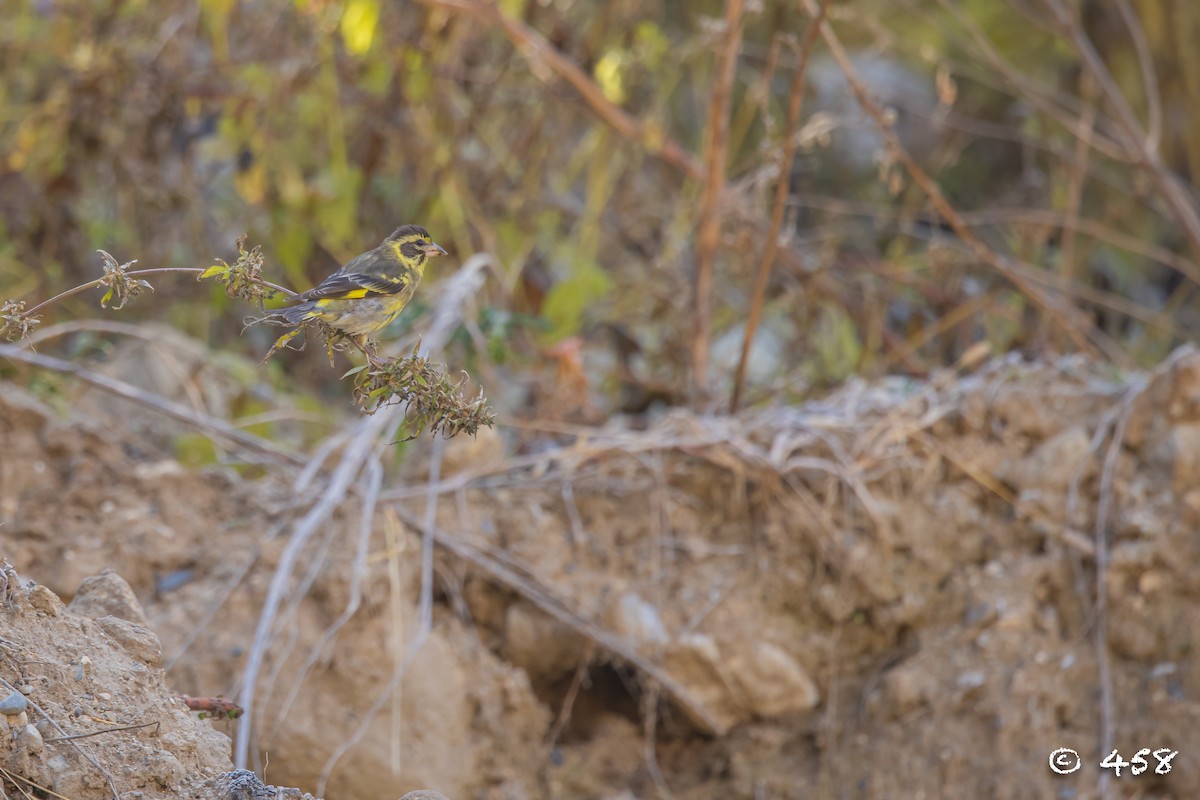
3,342,1200,800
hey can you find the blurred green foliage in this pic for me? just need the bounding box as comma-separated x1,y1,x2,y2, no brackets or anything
2,0,1198,422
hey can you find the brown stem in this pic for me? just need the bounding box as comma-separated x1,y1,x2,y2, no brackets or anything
24,266,295,319
1042,0,1200,269
415,0,702,180
730,0,827,413
799,0,1105,360
691,0,745,399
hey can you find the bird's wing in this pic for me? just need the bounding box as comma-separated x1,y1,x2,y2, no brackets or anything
284,251,412,306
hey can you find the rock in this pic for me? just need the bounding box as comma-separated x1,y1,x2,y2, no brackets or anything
0,690,29,715
27,584,62,616
96,615,164,667
504,601,586,681
728,641,820,717
661,634,738,734
14,723,44,754
1015,425,1092,492
606,593,667,648
68,569,152,628
1169,424,1200,495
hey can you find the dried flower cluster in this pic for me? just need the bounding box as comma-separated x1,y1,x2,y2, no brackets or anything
198,235,277,310
0,299,38,341
98,250,153,310
350,343,496,438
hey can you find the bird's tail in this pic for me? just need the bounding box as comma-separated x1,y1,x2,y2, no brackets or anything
242,302,314,331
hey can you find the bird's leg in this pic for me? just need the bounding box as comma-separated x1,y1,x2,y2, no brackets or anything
353,334,383,366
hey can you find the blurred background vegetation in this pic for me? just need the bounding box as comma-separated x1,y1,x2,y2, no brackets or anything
3,0,1199,438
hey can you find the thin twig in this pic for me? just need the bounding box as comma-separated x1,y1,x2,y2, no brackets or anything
390,507,728,734
44,721,161,742
1091,392,1136,800
1043,0,1200,267
0,344,301,466
691,0,745,398
929,0,1131,162
270,454,383,737
314,436,443,797
234,413,392,768
1057,71,1096,291
414,0,702,180
730,0,827,412
0,767,71,800
799,0,1106,360
544,640,596,751
1114,0,1161,151
23,266,292,319
164,548,262,671
641,681,670,798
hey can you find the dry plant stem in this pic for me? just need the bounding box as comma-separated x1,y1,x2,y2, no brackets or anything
0,343,299,466
234,412,394,769
691,0,745,398
269,456,382,733
43,721,160,743
929,0,1131,162
544,640,597,751
800,0,1101,360
315,436,443,797
1091,399,1132,800
730,0,827,412
23,267,292,319
1042,0,1200,266
1114,0,1161,150
1058,72,1095,288
390,506,727,734
0,766,70,800
164,548,262,671
415,0,701,180
641,681,670,797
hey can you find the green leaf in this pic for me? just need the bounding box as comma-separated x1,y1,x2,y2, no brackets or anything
341,364,368,379
541,258,613,342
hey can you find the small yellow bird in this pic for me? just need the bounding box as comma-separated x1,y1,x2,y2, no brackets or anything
276,224,446,357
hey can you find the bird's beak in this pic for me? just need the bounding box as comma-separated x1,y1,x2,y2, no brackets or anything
424,242,448,258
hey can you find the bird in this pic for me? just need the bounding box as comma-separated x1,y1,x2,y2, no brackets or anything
273,224,446,360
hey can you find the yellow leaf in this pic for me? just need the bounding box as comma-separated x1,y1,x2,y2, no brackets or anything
340,0,380,56
200,263,229,279
593,50,626,105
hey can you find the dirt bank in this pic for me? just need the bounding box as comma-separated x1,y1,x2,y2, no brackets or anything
3,345,1199,799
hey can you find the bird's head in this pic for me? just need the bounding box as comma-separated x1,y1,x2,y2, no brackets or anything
387,224,447,269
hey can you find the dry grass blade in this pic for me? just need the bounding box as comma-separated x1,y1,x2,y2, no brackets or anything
0,344,300,466
731,0,827,412
691,0,745,398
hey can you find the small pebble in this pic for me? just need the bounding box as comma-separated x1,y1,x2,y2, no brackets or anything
16,723,43,753
0,690,29,716
98,692,112,701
